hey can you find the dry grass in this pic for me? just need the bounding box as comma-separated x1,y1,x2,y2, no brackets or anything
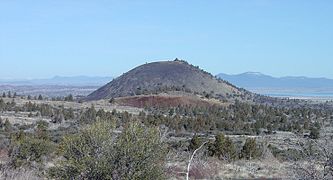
167,157,295,179
116,94,224,108
0,167,41,180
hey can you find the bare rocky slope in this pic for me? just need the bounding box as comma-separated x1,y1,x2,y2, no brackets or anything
86,60,243,101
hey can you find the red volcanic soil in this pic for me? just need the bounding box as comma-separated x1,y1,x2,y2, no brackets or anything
116,95,221,108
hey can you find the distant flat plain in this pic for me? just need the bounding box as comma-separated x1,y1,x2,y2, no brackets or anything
1,85,333,102
251,88,333,101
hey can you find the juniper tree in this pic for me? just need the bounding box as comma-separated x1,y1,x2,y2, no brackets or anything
188,134,202,151
240,138,260,160
38,94,43,100
209,133,237,161
4,119,12,132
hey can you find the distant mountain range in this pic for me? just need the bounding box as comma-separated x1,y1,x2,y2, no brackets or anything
1,72,333,97
0,76,113,86
217,72,333,94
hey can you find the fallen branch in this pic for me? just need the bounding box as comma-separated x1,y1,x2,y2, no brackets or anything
186,141,208,180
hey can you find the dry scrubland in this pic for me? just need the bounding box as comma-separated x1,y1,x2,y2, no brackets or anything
0,61,332,179
0,94,332,179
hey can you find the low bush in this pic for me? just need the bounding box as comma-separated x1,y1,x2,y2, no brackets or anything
9,131,54,168
48,120,167,180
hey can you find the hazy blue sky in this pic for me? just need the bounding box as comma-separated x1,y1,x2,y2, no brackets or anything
1,0,332,79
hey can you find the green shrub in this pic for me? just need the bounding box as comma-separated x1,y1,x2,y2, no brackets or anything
49,120,114,179
35,120,49,140
112,121,167,179
79,105,97,124
4,119,12,132
268,144,304,161
188,134,202,151
240,138,261,160
49,120,167,180
209,133,237,161
9,132,54,168
309,127,320,139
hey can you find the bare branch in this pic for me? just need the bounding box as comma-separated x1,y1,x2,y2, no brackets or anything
186,141,208,180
